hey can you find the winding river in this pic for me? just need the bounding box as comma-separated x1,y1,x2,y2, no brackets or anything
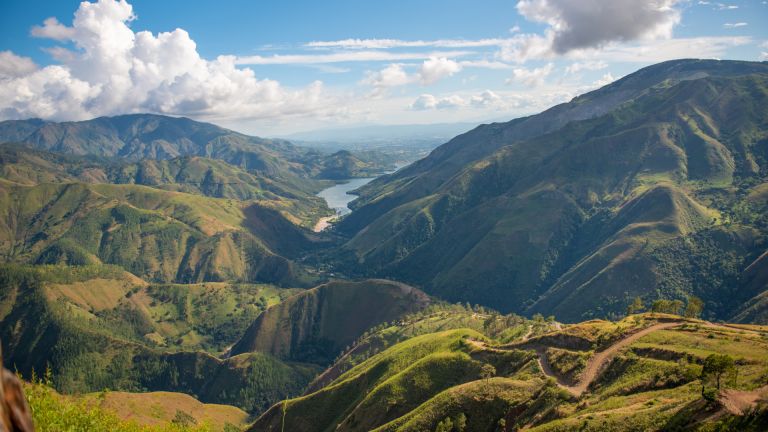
313,177,376,232
314,163,408,232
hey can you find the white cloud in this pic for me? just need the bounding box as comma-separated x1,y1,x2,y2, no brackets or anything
235,50,472,65
304,38,507,49
362,63,414,95
500,35,750,63
419,57,462,85
362,57,464,95
411,90,513,111
506,63,554,87
513,0,680,55
30,17,77,40
410,94,467,110
565,60,607,74
470,90,504,108
0,51,38,78
0,0,342,123
723,22,748,28
592,73,616,87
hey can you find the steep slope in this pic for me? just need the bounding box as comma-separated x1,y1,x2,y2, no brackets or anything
0,181,317,286
333,60,768,321
250,313,768,432
342,59,768,233
230,279,431,364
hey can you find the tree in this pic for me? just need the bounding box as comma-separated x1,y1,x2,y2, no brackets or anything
435,417,454,432
684,296,704,318
454,413,467,432
480,364,496,385
627,297,644,315
700,353,736,400
670,299,684,315
651,299,684,315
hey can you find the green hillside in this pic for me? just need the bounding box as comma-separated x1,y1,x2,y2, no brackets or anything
0,181,318,286
332,60,768,322
250,312,768,432
0,265,320,414
0,144,330,227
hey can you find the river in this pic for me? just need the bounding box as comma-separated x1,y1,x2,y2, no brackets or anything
314,163,407,232
313,177,376,232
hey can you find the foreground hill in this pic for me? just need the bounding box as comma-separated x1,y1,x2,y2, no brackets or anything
250,312,768,431
333,59,768,322
230,279,431,364
0,265,433,415
0,264,321,413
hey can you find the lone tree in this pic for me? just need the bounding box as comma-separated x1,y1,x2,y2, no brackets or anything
684,296,704,318
700,353,736,400
627,297,644,315
480,363,496,390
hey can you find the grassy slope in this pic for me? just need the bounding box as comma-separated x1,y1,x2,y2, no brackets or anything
0,145,331,227
249,313,768,432
0,181,317,287
0,265,320,414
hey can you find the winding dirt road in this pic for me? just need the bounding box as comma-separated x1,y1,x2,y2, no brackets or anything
542,322,682,396
470,321,682,397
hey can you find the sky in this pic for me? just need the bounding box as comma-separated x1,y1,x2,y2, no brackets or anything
0,0,766,136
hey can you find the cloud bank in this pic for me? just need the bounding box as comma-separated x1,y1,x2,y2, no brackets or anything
0,0,337,122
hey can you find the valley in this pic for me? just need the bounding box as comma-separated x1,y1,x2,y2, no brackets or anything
1,58,767,431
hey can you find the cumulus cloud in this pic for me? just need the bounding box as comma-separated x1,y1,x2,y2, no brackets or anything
419,57,462,84
0,51,38,78
362,63,414,96
363,57,463,95
410,94,466,110
470,90,504,108
506,63,554,87
515,0,681,54
30,17,77,40
411,90,510,111
592,73,616,87
0,0,339,123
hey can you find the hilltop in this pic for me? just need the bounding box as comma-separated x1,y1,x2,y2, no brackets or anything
250,311,768,431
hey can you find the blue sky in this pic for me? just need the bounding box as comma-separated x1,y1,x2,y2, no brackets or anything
0,0,765,135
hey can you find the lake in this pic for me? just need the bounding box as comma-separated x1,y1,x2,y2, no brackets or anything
317,177,376,217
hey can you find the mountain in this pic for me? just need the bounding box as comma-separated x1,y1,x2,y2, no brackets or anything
0,114,393,185
230,279,431,364
316,150,383,180
250,311,768,431
0,144,329,227
332,59,768,322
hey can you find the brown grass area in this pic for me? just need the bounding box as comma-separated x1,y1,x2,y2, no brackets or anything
45,278,142,311
92,391,249,430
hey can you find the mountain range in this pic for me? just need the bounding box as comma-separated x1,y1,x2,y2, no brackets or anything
2,59,768,431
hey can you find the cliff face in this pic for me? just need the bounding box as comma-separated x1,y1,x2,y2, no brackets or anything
230,279,431,364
